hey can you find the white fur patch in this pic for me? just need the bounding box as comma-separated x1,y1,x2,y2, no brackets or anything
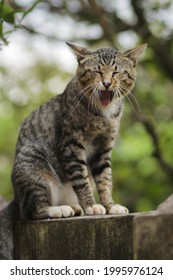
50,182,79,206
84,204,106,215
46,205,75,218
109,204,129,215
101,101,118,118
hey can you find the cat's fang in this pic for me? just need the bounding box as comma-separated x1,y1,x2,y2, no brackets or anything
98,90,114,106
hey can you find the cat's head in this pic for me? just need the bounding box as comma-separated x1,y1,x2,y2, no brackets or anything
66,42,147,108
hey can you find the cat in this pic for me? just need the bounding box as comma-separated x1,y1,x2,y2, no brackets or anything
11,42,147,220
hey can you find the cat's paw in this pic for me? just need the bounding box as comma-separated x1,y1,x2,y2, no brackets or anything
84,204,106,215
46,205,75,218
70,204,84,216
108,204,129,215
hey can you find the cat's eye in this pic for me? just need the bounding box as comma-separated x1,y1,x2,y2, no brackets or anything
94,71,103,76
125,71,135,81
112,71,119,77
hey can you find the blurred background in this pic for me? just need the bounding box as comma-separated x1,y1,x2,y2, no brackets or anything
0,0,173,212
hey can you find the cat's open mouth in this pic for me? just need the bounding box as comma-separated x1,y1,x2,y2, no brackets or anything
98,90,114,106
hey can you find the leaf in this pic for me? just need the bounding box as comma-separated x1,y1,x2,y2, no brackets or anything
2,4,15,24
3,12,15,24
21,0,40,21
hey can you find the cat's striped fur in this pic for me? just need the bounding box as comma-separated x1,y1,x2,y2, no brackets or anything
12,42,147,219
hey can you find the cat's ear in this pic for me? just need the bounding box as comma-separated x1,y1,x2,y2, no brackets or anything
66,42,93,63
123,44,147,65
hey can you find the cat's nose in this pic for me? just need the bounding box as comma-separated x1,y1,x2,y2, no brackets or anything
103,80,111,89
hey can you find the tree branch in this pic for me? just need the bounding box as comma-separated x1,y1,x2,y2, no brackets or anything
131,0,173,79
130,0,151,39
87,0,116,47
139,115,173,180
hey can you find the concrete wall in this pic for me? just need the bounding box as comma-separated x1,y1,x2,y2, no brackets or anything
133,212,173,259
1,194,173,260
15,215,134,260
133,194,173,260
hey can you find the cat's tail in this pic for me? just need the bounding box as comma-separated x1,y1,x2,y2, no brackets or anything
0,200,17,260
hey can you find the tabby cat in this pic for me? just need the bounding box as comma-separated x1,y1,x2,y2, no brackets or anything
12,42,147,219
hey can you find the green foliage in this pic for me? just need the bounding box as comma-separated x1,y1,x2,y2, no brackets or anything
112,121,172,212
0,0,40,45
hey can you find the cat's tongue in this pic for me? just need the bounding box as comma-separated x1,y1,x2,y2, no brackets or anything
99,90,113,106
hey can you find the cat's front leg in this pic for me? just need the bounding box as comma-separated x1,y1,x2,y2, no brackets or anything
60,140,106,215
90,147,129,215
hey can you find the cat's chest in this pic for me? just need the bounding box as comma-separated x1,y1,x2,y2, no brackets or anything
85,133,113,162
86,143,95,161
82,114,117,139
84,119,117,157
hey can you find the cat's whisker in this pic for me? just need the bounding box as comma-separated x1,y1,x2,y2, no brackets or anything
116,88,122,100
121,85,141,112
126,95,139,116
116,88,121,99
118,85,130,96
88,90,94,115
71,85,96,114
73,85,95,105
129,92,141,113
94,97,101,117
119,85,141,113
93,90,102,117
88,86,99,116
73,84,94,101
118,87,138,116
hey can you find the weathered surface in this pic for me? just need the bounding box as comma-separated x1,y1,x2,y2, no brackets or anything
133,194,173,260
156,193,173,214
0,201,16,260
2,194,173,260
15,214,134,260
0,196,9,211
